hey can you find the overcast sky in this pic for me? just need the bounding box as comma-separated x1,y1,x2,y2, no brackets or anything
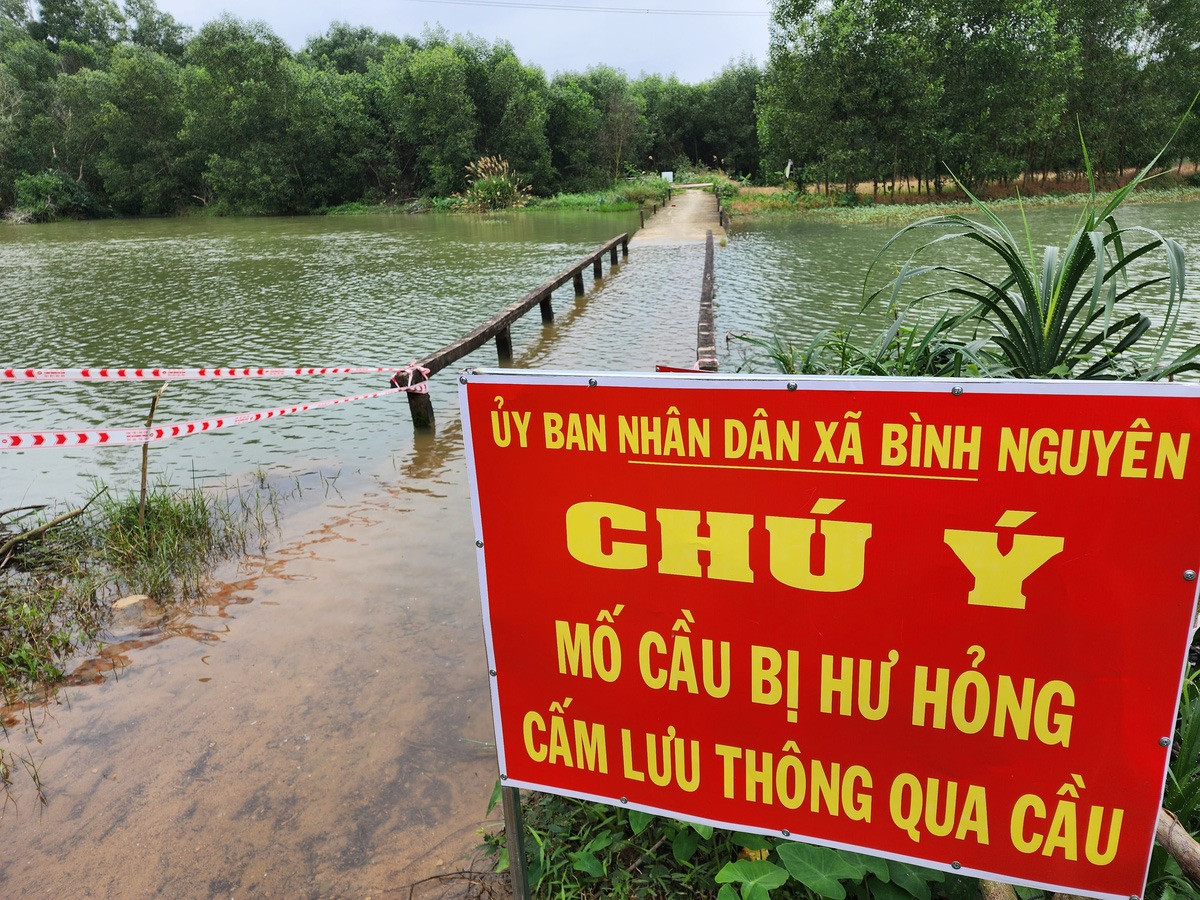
154,0,772,83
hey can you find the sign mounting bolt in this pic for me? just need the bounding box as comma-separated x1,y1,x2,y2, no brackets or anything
787,382,797,392
951,386,964,396
476,540,484,548
459,374,468,384
781,829,790,837
588,378,598,388
620,796,628,804
1186,570,1197,582
1160,737,1171,747
489,669,497,677
951,861,962,870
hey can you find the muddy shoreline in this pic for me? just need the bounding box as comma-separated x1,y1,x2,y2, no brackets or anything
1,447,501,897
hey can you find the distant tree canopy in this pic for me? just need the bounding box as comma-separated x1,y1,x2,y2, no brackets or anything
0,0,762,214
758,0,1200,195
3,0,1197,216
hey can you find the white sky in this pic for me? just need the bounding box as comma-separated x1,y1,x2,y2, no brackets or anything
155,0,772,83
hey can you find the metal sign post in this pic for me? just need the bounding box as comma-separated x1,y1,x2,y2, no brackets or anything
501,785,531,899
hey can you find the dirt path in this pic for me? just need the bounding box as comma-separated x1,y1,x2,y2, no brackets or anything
629,187,721,246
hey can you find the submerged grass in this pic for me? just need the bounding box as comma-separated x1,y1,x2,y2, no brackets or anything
0,479,277,703
730,184,1200,227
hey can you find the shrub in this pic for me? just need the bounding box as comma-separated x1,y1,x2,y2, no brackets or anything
463,156,531,210
13,170,97,222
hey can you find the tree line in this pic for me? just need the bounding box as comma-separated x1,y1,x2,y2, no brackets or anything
0,0,760,215
758,0,1200,196
3,0,1198,218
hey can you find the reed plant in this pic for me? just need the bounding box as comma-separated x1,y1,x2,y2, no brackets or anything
463,156,532,210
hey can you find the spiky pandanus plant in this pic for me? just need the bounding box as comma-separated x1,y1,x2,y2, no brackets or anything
864,110,1198,381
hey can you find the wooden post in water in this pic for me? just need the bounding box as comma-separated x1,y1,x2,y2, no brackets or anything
593,255,603,280
406,379,435,429
610,244,618,265
496,326,513,362
395,234,628,428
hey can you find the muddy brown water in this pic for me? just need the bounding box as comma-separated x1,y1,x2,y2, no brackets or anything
0,210,703,897
2,450,498,897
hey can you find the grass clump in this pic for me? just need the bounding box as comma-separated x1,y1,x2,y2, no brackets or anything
462,156,532,210
531,176,671,212
94,485,247,601
0,481,270,704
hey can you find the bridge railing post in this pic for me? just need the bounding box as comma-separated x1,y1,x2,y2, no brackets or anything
397,234,630,429
496,326,513,362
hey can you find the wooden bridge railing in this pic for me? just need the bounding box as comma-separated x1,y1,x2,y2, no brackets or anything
395,233,629,427
697,230,718,372
713,182,732,233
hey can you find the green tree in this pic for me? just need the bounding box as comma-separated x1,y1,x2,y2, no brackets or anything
576,66,646,179
1144,0,1200,167
546,75,600,191
378,43,477,196
486,52,551,189
180,15,302,212
301,22,402,75
932,0,1077,188
31,0,123,71
701,59,762,179
122,0,189,58
94,43,186,212
635,73,700,173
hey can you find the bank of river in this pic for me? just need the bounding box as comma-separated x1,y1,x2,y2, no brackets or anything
1,200,1198,895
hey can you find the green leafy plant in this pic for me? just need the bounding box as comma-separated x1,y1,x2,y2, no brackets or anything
484,789,954,899
730,319,990,379
863,112,1199,380
463,156,532,210
13,170,99,222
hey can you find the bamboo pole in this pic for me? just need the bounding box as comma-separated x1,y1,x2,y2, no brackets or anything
139,382,169,528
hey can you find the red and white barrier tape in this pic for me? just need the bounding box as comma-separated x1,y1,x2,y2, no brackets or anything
1,382,428,450
4,365,410,382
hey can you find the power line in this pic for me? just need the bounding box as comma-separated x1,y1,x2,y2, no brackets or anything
399,0,769,17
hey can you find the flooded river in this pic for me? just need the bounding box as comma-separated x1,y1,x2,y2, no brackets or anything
1,199,1198,896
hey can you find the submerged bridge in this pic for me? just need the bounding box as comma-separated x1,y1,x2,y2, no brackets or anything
397,184,726,425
